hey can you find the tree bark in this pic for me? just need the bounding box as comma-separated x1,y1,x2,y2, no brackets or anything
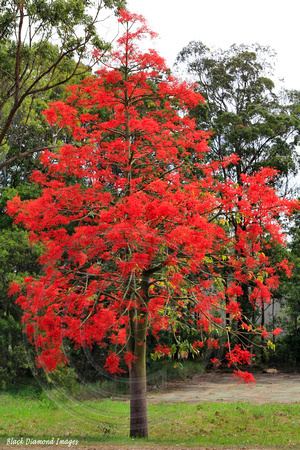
129,315,148,438
261,300,266,363
129,270,150,438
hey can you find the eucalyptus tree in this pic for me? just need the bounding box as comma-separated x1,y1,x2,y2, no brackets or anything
176,42,300,187
0,0,125,171
176,42,300,338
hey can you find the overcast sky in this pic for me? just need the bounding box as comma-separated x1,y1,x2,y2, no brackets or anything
124,0,300,90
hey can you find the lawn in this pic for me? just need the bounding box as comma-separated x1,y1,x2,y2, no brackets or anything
1,388,300,448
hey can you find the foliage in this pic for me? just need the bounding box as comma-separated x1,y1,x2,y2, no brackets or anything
176,42,300,186
0,0,125,154
176,42,300,335
0,184,42,388
44,366,79,394
274,211,300,367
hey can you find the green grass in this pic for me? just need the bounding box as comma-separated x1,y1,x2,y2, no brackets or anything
1,388,300,448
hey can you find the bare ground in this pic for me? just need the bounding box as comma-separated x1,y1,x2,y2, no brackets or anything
148,372,300,404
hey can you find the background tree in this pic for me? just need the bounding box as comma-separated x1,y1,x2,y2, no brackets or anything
7,11,297,438
0,0,125,159
274,210,300,367
176,42,300,336
176,42,300,186
0,181,43,388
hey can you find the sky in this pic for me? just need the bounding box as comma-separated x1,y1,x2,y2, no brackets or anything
122,0,300,91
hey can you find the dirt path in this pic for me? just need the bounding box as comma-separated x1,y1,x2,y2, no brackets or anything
148,372,300,404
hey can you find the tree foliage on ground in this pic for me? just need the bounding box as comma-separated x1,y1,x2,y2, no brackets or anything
7,10,298,438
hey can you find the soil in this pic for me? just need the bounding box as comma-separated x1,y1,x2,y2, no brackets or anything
147,371,300,404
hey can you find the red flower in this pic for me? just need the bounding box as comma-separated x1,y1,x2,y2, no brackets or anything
192,340,204,349
261,329,269,339
226,344,254,367
226,300,241,318
277,259,293,278
210,357,221,367
272,327,283,336
154,344,171,356
104,353,124,374
207,338,219,349
8,281,21,297
124,351,136,369
233,370,256,383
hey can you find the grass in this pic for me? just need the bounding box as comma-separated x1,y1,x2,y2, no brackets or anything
0,388,300,448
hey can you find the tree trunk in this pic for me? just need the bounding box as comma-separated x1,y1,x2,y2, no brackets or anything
261,300,266,363
128,269,154,438
129,317,148,438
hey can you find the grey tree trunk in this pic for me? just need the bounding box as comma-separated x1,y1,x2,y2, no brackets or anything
129,317,148,438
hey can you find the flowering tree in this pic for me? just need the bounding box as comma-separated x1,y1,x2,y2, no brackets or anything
7,10,298,438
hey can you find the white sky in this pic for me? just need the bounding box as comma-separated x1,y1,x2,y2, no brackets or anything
124,0,300,90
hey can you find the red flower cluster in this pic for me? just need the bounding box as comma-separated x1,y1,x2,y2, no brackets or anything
226,345,254,367
104,353,124,374
233,370,256,384
154,345,172,356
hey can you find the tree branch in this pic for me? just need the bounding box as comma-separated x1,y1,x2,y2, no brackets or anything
0,145,59,170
